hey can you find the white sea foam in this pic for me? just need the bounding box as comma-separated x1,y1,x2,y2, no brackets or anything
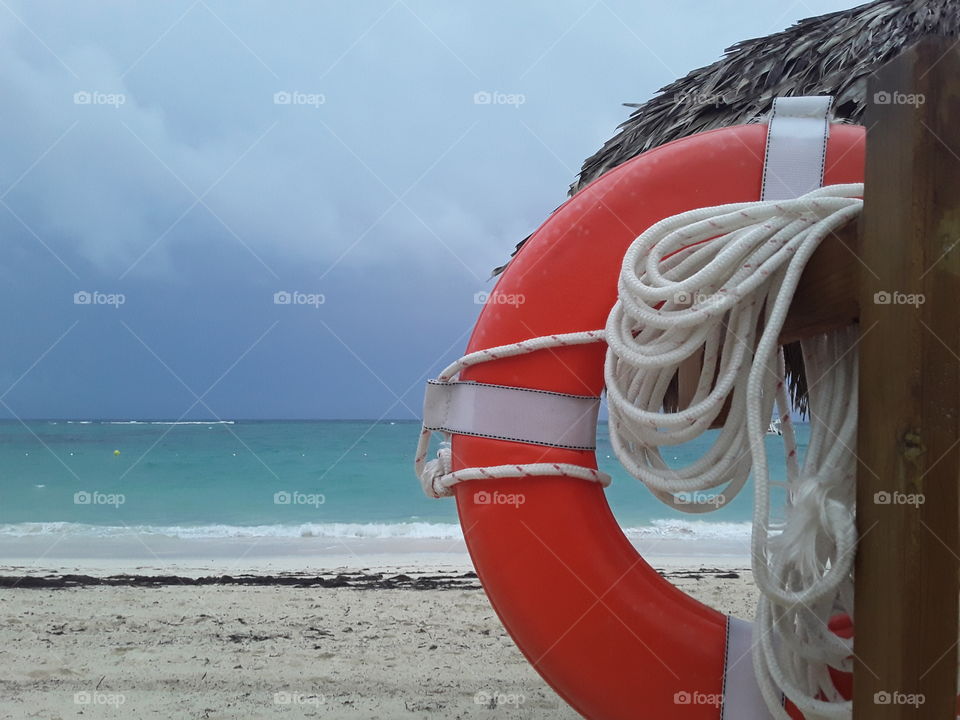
626,519,753,541
65,420,236,425
0,519,751,542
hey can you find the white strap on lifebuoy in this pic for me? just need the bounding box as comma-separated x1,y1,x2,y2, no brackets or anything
423,380,600,451
761,96,833,201
414,330,611,498
722,617,777,720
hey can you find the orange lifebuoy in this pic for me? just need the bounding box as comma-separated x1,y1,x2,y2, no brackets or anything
452,122,865,719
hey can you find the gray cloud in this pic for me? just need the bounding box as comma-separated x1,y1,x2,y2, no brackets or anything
0,0,860,419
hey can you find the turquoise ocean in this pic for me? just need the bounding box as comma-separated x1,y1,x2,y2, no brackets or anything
0,420,805,547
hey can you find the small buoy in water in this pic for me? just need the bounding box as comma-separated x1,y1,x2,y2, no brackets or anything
113,449,121,456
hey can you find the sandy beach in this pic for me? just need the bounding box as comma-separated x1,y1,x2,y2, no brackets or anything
0,557,758,719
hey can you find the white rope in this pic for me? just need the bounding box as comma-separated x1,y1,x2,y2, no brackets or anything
752,329,857,720
415,184,863,717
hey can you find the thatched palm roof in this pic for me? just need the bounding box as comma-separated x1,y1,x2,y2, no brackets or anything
573,0,957,193
496,0,960,411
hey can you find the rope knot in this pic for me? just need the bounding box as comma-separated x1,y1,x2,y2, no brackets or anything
419,443,453,498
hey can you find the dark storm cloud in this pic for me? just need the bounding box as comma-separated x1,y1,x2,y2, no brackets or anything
0,0,859,419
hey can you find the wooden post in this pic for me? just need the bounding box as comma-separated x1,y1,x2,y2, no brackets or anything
780,223,858,344
854,37,960,718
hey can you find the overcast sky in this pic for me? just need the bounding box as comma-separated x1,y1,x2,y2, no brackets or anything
0,0,861,420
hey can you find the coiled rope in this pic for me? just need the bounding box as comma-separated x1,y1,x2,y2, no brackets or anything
416,184,863,718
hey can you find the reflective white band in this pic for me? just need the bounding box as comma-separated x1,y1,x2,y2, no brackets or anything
722,617,778,719
423,380,600,450
761,96,833,201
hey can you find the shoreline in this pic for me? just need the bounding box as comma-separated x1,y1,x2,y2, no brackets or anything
0,567,483,590
0,550,752,581
0,565,749,589
0,532,752,576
